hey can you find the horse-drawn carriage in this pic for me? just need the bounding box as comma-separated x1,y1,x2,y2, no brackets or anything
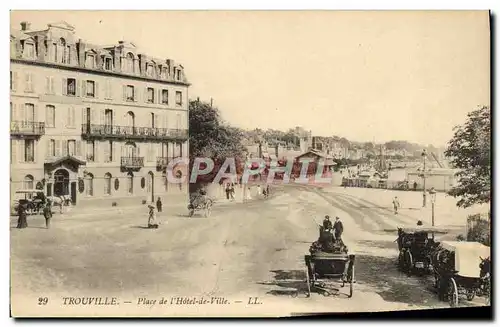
304,227,355,298
431,241,490,307
396,226,448,275
12,190,47,215
188,191,214,217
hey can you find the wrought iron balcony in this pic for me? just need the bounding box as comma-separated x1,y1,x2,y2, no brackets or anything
121,156,144,170
11,121,45,137
81,124,188,141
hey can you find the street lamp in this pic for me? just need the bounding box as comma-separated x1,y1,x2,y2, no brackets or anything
429,187,437,238
421,149,427,207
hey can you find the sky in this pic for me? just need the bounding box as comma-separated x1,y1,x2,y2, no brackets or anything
10,10,490,146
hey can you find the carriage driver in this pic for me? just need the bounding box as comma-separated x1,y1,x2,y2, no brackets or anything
323,215,333,230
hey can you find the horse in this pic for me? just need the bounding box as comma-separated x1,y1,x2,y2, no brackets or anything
47,195,72,213
479,256,491,305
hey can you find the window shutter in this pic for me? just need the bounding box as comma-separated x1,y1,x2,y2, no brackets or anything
62,140,68,156
50,77,55,94
100,109,105,125
81,80,86,97
104,141,110,162
91,108,97,124
25,73,30,92
45,76,50,94
134,86,139,102
62,78,67,95
55,140,61,157
46,139,52,158
33,140,37,163
94,141,99,162
18,139,24,163
123,85,127,101
12,72,17,91
76,80,81,97
163,115,168,129
11,140,17,163
95,81,99,98
158,89,162,104
33,104,37,122
82,108,88,127
144,88,148,103
19,104,25,122
72,107,76,127
112,142,117,162
12,103,17,121
76,140,82,157
154,114,159,129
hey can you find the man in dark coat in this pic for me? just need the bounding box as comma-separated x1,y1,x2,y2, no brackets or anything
318,228,335,253
43,202,52,229
156,197,163,213
333,216,344,241
323,215,333,230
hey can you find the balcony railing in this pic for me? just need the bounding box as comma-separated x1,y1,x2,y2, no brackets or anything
121,156,144,169
11,121,45,136
81,124,188,141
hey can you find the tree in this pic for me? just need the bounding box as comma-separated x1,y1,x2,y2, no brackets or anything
445,105,491,208
189,100,246,187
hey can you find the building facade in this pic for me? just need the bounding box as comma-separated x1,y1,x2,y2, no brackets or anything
10,21,190,207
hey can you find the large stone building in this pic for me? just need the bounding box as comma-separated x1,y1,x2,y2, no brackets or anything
10,21,190,207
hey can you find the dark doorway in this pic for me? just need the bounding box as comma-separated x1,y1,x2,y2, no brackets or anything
46,183,52,197
54,169,69,197
71,182,77,204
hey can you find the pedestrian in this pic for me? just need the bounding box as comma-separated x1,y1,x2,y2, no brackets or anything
17,204,28,229
393,196,400,215
225,183,231,200
43,201,52,229
148,205,159,229
246,187,252,200
266,184,270,198
230,183,235,200
413,181,418,191
256,185,262,197
323,215,333,230
156,197,163,213
333,216,343,241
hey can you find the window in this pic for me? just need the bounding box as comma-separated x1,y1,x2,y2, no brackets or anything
24,175,34,189
45,76,55,94
66,107,75,128
127,172,134,194
10,72,12,90
104,79,112,99
161,89,168,104
25,139,35,162
176,113,181,130
10,71,17,91
85,173,94,196
104,173,112,195
86,80,95,97
67,140,76,156
175,91,182,106
25,73,34,93
147,87,154,103
104,141,113,163
146,64,154,77
86,141,95,162
24,103,35,122
45,105,55,128
126,85,135,101
161,67,168,79
176,69,181,81
127,53,134,73
104,57,112,70
48,139,55,157
24,43,35,59
67,78,76,96
51,42,57,62
85,54,95,69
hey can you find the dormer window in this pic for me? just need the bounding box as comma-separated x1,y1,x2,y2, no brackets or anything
146,64,154,77
104,57,112,70
126,53,134,73
176,69,182,81
86,54,95,69
24,42,35,59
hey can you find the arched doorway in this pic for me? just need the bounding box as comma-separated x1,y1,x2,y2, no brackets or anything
147,171,154,203
54,169,69,197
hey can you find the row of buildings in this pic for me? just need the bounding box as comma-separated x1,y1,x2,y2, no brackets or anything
10,21,189,207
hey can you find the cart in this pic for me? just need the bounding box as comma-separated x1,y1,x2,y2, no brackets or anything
12,189,47,215
431,241,490,307
187,193,213,217
304,249,355,298
396,226,448,276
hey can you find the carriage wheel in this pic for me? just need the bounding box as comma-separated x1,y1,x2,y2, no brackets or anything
466,289,475,301
188,209,194,217
448,278,459,307
305,268,311,298
404,251,413,276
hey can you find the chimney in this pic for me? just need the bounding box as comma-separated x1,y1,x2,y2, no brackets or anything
20,21,31,31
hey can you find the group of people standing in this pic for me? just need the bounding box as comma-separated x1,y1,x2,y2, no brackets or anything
16,200,53,229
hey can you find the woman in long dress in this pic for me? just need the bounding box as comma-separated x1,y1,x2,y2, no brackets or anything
17,205,28,229
148,205,159,229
